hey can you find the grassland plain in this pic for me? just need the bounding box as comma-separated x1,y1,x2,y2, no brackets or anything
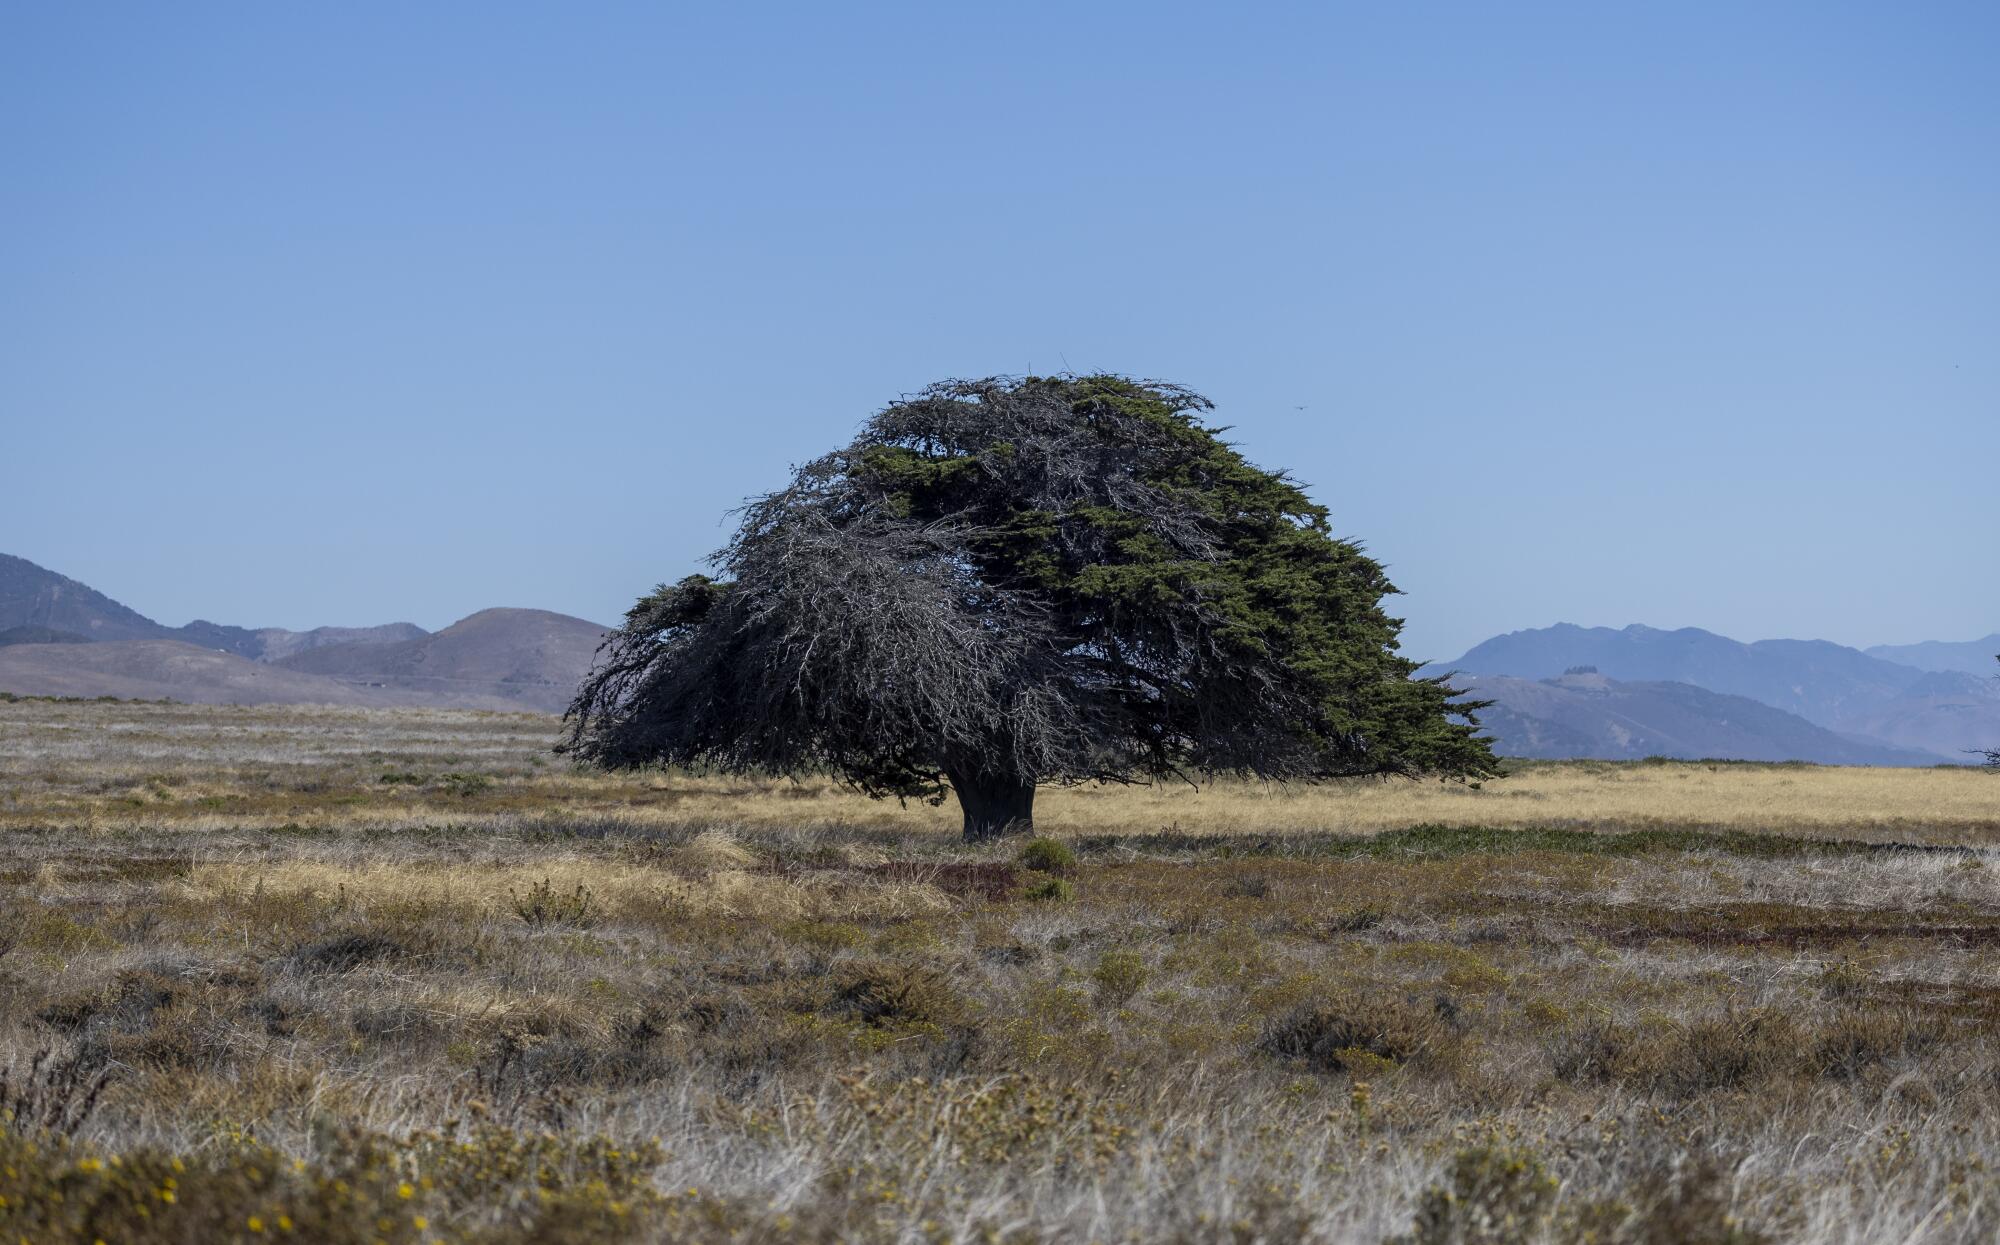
3,699,2000,1244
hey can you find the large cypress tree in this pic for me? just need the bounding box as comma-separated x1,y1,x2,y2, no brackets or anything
563,376,1496,838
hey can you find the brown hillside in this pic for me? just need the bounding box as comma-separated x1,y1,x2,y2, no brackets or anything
275,607,607,713
0,639,525,710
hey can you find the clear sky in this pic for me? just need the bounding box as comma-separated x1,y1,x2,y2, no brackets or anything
3,2,1994,660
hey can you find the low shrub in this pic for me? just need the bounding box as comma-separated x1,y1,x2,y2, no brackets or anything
437,772,493,797
1811,1007,1938,1080
1548,1018,1632,1084
1257,995,1446,1074
1222,871,1273,899
0,1046,111,1139
1018,838,1078,874
509,879,597,929
1562,1158,1773,1245
1390,1143,1557,1245
290,930,408,974
1661,1009,1800,1095
824,961,968,1031
1091,950,1150,1006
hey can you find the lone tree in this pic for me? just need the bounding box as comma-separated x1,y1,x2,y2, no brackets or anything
563,375,1497,839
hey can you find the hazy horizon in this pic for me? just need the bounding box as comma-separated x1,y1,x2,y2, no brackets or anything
5,3,1995,659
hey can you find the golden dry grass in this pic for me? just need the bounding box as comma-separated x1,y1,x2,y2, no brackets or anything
4,697,1994,843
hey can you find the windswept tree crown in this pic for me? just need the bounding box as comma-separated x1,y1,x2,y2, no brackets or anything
564,376,1494,821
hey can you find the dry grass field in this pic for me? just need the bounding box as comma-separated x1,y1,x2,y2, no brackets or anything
4,698,2000,1243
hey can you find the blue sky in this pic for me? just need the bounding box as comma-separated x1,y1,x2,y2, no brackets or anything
2,2,1994,660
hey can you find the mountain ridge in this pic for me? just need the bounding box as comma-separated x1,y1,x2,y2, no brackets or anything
1866,635,2000,676
1437,623,1998,764
0,553,429,660
1459,670,1941,766
0,554,605,714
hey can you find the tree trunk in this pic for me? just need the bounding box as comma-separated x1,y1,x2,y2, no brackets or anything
950,771,1036,842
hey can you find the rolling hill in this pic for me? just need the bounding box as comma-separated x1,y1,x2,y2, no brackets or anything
0,554,603,713
274,608,608,713
0,638,523,709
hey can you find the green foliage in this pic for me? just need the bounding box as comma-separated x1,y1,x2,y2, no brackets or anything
1018,838,1077,873
438,771,493,797
852,376,1497,784
1023,877,1075,903
566,375,1497,838
1090,950,1150,1006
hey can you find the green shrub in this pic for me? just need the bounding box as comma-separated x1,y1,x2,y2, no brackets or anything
1024,877,1074,902
1091,950,1150,1006
437,771,493,797
1018,838,1077,874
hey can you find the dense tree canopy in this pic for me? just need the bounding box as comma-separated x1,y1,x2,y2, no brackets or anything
563,376,1496,838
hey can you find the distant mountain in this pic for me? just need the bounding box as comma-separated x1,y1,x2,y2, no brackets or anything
1461,671,1942,766
275,608,607,713
1436,622,1999,763
0,553,164,642
1835,669,2000,761
0,639,528,709
0,554,600,713
1436,624,1925,729
1867,635,2000,676
0,553,427,661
